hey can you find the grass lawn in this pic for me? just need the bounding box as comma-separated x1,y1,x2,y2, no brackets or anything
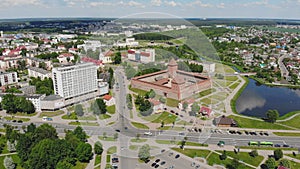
98,136,116,141
157,126,171,130
229,82,240,90
279,114,300,129
106,154,111,163
286,154,300,160
273,132,300,137
94,155,101,166
228,115,292,130
215,63,235,74
107,146,117,154
131,122,149,129
225,76,238,81
238,146,297,151
4,116,30,122
78,115,97,121
206,152,252,169
155,140,207,147
107,105,116,115
131,138,147,143
99,114,111,120
138,113,160,121
200,98,219,105
218,151,264,167
129,145,140,151
15,112,37,117
69,121,99,126
151,112,177,124
62,112,77,120
129,87,148,96
198,88,216,98
166,98,179,107
278,111,300,120
39,110,64,117
172,148,211,158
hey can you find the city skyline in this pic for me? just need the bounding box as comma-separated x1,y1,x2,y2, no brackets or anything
1,0,300,19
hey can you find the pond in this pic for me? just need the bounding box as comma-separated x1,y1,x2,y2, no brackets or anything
235,79,300,117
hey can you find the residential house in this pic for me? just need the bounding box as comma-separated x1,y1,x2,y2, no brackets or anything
103,95,115,106
213,116,237,127
148,98,164,113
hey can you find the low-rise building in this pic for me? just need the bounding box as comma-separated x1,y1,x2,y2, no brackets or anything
178,98,195,111
213,116,237,127
19,85,36,94
148,98,164,113
103,95,115,106
28,67,52,80
58,53,74,63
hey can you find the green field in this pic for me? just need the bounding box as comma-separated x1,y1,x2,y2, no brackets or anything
131,122,149,129
15,112,37,117
278,111,300,120
98,136,116,141
228,115,292,130
273,132,300,137
279,114,300,129
78,115,97,121
69,121,99,126
130,138,147,143
129,145,140,151
94,155,101,166
151,112,177,124
39,110,64,117
166,98,179,107
206,152,252,169
172,148,211,158
107,146,117,154
107,105,116,115
4,116,30,122
99,114,111,120
217,151,264,167
129,87,148,96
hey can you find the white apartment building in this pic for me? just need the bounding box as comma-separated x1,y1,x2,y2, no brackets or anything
28,67,51,80
0,71,17,86
52,62,98,99
127,49,155,63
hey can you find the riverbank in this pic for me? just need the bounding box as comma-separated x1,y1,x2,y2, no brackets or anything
250,76,300,89
230,76,249,114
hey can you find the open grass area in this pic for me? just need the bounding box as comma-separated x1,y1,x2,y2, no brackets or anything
138,113,160,121
131,138,147,143
273,132,300,137
231,76,249,114
131,122,149,129
151,112,177,124
62,112,77,120
129,87,148,96
129,145,140,151
225,76,238,81
15,112,37,117
166,98,179,107
157,126,171,130
107,146,117,154
69,121,99,126
278,111,300,120
72,161,88,169
206,152,252,169
279,114,300,129
94,155,101,166
107,105,116,115
229,82,240,90
172,148,211,158
99,114,111,120
98,136,116,141
155,140,208,147
4,116,30,122
215,63,235,74
228,115,292,130
198,88,216,98
238,146,297,151
78,115,97,121
39,110,64,117
200,98,219,105
286,154,300,160
106,155,111,163
217,151,264,167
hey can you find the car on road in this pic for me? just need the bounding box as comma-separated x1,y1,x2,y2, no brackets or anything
283,144,290,147
145,159,150,163
218,141,225,147
274,144,281,147
179,132,185,136
175,154,180,159
115,129,120,132
112,158,119,163
161,149,165,153
144,132,153,136
151,163,156,167
160,161,166,165
195,164,201,169
155,159,160,163
154,164,159,168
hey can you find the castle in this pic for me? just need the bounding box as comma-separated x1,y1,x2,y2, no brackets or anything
131,59,211,100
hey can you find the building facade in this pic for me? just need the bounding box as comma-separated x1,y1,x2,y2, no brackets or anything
28,67,52,80
52,62,98,99
0,71,17,86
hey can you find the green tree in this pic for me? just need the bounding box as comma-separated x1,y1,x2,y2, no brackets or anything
75,142,93,162
279,159,291,168
4,156,15,169
33,124,58,143
139,100,153,116
93,99,107,115
219,150,227,160
113,52,122,64
191,102,200,114
2,94,17,113
274,149,283,160
94,141,103,155
56,160,73,169
73,126,87,142
136,133,140,140
182,102,188,111
108,67,114,89
126,94,133,110
266,109,279,123
114,133,118,140
265,157,276,169
159,97,166,104
138,144,150,161
74,104,84,117
6,87,22,93
16,133,33,163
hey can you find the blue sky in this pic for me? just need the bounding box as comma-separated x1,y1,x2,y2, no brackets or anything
0,0,300,19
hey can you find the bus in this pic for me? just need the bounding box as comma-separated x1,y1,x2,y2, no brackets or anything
259,141,273,146
249,141,259,146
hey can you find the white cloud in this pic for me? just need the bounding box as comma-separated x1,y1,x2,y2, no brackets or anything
242,0,268,7
164,1,179,7
187,0,213,8
1,0,43,7
128,1,145,8
151,0,162,6
217,3,225,9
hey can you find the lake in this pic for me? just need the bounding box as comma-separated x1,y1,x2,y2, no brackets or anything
235,79,300,117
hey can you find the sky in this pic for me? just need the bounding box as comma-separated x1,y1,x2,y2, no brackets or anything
0,0,300,19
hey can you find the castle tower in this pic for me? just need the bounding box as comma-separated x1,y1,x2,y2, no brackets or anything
168,58,178,78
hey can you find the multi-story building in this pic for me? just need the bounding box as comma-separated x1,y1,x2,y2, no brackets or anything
28,67,52,80
127,49,155,63
52,62,98,99
0,71,17,86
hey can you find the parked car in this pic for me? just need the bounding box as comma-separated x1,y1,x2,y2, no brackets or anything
175,154,180,159
144,132,153,136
